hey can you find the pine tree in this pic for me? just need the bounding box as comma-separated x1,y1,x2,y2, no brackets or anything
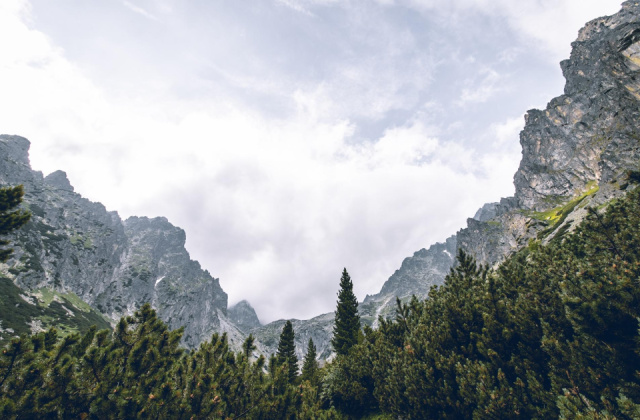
0,185,31,262
276,320,298,382
301,338,318,385
242,334,256,361
331,268,360,356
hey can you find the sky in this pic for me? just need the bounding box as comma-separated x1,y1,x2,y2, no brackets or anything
0,0,623,323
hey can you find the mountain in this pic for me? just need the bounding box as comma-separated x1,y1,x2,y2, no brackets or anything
0,136,245,348
251,1,640,359
2,2,639,362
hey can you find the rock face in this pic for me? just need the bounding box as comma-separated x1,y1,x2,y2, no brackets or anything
376,0,640,309
228,300,261,333
360,235,457,325
251,312,335,362
253,1,640,359
0,135,240,348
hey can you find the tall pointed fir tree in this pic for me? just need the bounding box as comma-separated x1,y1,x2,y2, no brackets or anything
276,320,298,382
331,268,361,356
301,338,319,385
0,185,31,262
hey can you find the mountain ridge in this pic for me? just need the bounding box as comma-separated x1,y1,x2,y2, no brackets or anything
0,136,244,348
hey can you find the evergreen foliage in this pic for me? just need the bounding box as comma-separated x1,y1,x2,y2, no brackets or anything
320,186,640,419
0,185,30,262
331,268,361,356
0,304,339,419
242,333,256,360
276,320,298,383
301,338,318,385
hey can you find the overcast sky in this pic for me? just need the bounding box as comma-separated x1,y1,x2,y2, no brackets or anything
0,0,623,323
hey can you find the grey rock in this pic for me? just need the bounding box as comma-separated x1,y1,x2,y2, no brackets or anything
44,171,74,192
251,312,335,362
0,135,230,348
228,300,261,333
360,235,457,325
473,202,499,222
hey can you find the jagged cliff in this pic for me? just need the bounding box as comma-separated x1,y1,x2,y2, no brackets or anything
251,1,640,359
0,136,243,348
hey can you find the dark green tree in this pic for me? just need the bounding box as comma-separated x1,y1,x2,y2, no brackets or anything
242,333,256,361
0,185,31,262
331,268,360,356
276,320,298,383
301,338,318,385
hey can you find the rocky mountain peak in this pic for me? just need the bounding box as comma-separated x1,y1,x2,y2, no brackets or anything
228,300,261,333
0,134,30,165
0,136,237,348
44,170,74,192
514,2,640,210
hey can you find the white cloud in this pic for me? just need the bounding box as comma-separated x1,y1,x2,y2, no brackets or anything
490,116,524,150
457,68,504,106
122,1,161,22
404,0,622,61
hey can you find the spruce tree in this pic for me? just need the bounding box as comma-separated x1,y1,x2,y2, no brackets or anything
0,185,31,262
301,338,318,384
276,320,298,382
331,268,360,356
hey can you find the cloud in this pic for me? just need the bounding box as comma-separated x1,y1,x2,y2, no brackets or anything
404,0,622,61
121,1,161,22
275,0,316,16
456,68,505,106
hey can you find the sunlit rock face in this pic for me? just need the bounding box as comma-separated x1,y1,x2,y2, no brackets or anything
515,1,640,211
382,0,640,299
0,134,235,348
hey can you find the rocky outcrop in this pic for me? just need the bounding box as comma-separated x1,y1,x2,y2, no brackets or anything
515,2,640,211
0,135,231,348
228,300,261,333
359,235,457,325
375,1,640,305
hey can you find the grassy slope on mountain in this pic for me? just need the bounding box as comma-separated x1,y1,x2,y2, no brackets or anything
0,278,111,346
